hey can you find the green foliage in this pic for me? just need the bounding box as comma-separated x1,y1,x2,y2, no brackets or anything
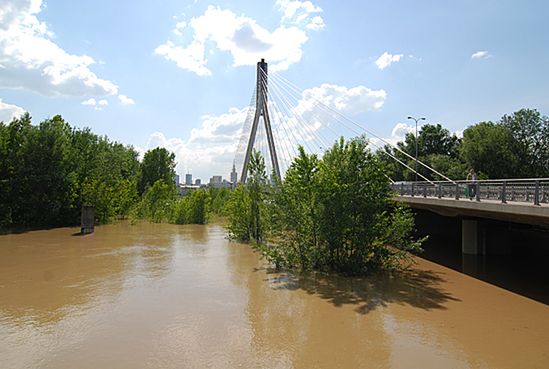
380,109,549,180
381,123,463,181
227,139,424,276
500,109,549,177
173,189,210,224
0,114,143,229
136,179,177,223
138,147,176,195
209,187,230,216
459,121,520,178
226,150,270,242
226,184,252,241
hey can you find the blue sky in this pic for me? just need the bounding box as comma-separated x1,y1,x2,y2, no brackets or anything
1,0,548,180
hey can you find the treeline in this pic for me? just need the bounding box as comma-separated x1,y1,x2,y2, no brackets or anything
380,108,549,180
0,114,215,230
226,138,424,276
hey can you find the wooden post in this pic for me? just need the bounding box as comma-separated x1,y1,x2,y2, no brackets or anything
81,205,95,234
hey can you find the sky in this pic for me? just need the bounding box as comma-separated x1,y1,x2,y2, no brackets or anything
1,0,548,180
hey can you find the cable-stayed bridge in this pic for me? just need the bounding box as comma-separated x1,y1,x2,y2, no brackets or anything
234,59,549,255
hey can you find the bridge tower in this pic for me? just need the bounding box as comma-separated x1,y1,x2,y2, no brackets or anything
240,59,281,183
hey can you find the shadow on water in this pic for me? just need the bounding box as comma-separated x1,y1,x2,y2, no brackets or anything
415,209,549,305
260,267,460,314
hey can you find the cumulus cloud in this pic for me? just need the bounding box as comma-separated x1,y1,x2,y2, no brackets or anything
369,122,417,149
375,51,404,70
118,94,135,105
155,1,324,75
81,98,97,106
0,98,25,122
144,106,248,178
0,0,119,96
471,50,491,60
276,0,324,30
295,83,387,116
81,97,108,110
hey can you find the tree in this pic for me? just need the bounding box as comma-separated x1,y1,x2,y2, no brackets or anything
260,136,423,275
272,146,321,269
500,109,549,177
383,124,462,181
460,121,520,178
138,147,176,195
248,150,268,243
137,179,177,223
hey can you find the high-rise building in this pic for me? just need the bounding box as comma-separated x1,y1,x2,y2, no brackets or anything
185,173,192,185
230,163,238,185
195,179,201,185
210,175,222,185
174,174,180,185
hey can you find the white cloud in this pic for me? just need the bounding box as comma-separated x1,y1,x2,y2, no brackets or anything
155,2,324,76
118,94,135,105
295,83,387,116
81,97,108,110
276,0,324,30
81,98,97,106
0,0,119,96
145,106,247,178
375,51,404,70
0,99,25,122
471,50,491,60
369,123,416,148
306,15,325,31
173,21,187,36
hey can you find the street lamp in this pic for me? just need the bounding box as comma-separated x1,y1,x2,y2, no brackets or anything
407,116,426,182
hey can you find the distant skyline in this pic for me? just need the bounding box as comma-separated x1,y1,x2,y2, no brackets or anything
1,0,548,179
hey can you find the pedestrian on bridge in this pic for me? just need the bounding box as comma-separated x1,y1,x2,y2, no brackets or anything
467,168,477,199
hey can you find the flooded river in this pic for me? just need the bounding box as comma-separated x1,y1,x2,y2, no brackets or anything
1,222,548,368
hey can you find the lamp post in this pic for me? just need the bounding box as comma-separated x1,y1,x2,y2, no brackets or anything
407,116,426,182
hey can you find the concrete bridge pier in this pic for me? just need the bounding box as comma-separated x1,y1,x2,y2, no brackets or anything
461,219,485,255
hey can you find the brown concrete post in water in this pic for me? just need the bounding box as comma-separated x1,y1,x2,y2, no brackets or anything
81,205,95,234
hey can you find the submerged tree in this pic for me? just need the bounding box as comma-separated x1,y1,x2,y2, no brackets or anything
227,138,424,275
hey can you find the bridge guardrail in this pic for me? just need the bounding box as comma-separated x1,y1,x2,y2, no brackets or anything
392,178,549,206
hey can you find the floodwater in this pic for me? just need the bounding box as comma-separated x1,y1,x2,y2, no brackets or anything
0,223,548,369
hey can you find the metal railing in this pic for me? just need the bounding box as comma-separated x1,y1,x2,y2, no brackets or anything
392,178,549,206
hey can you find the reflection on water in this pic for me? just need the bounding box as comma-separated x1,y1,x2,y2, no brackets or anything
1,222,548,368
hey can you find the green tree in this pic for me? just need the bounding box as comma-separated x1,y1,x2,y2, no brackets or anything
173,189,210,224
272,146,321,269
138,179,177,223
138,147,176,195
382,124,462,181
254,137,424,275
226,184,252,241
460,121,520,178
248,150,268,243
500,108,549,177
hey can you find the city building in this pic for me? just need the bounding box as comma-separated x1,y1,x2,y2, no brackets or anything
195,179,201,185
174,174,180,186
230,164,238,186
208,175,232,189
185,173,192,185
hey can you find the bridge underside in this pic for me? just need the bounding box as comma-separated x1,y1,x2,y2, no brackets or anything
396,196,549,227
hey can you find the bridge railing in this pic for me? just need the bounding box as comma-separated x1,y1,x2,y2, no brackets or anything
392,178,549,206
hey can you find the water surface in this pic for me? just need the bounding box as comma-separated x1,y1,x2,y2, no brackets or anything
1,222,548,368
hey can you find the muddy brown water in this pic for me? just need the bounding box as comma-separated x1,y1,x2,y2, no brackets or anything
1,222,548,369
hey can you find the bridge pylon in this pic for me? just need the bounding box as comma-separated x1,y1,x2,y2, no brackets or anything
240,59,281,183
